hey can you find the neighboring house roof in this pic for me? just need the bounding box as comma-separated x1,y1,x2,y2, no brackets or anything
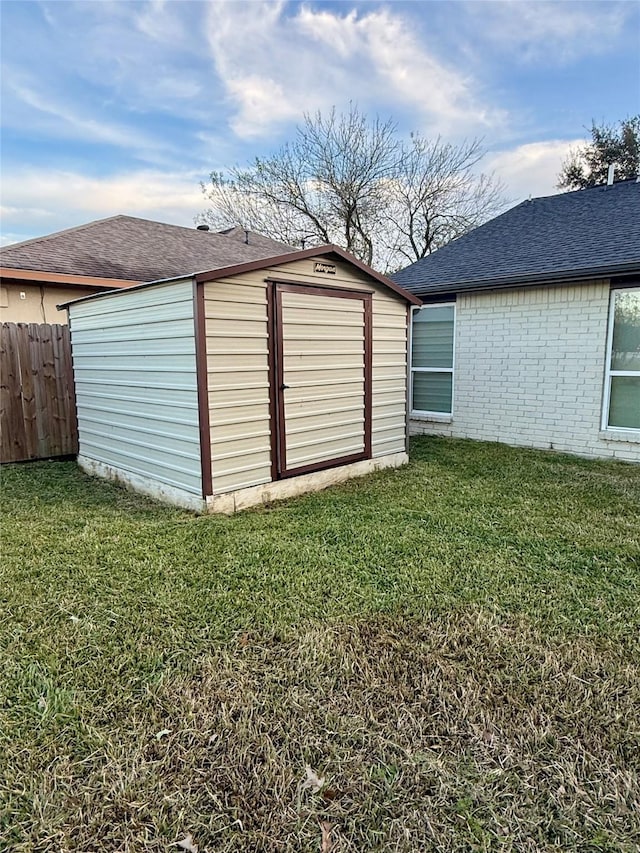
216,225,296,255
392,179,640,297
59,245,422,309
0,215,295,286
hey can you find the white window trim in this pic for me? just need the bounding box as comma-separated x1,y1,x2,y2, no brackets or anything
601,287,640,434
410,302,456,419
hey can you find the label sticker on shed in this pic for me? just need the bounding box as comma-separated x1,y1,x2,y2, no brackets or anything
314,262,336,275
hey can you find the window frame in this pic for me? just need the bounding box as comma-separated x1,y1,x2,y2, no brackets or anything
601,286,640,434
409,301,456,419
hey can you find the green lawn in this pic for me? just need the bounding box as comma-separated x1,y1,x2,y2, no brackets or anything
1,437,639,852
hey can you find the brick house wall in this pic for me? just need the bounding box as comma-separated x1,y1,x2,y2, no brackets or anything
410,280,640,462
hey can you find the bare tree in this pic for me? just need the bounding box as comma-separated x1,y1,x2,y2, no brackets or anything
380,135,506,271
201,106,506,273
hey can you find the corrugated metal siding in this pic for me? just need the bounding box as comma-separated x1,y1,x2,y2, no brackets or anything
281,289,365,469
371,301,408,457
70,279,202,495
204,280,271,494
204,257,408,495
258,258,408,458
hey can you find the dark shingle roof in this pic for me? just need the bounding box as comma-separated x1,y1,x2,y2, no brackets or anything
0,215,295,281
392,179,640,296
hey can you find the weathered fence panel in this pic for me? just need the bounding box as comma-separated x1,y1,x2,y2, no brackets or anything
1,322,78,463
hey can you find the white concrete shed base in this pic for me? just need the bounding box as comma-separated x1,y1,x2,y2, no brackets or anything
79,452,409,514
206,452,409,514
78,456,207,512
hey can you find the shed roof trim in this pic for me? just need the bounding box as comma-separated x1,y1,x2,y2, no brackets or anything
58,245,421,310
194,245,421,304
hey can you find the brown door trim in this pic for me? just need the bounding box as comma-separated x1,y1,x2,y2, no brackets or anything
269,281,372,480
273,284,287,477
266,280,281,482
363,294,373,459
279,451,371,479
269,280,374,301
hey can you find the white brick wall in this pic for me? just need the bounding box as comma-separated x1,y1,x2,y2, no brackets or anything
410,280,640,463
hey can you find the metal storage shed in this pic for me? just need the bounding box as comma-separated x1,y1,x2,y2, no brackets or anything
62,246,421,512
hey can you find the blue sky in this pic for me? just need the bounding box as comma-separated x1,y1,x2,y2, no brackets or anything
1,0,639,245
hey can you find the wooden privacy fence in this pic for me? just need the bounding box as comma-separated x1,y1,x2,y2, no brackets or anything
1,322,78,463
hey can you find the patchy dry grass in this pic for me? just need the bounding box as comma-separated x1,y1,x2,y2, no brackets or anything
1,438,639,851
7,614,639,852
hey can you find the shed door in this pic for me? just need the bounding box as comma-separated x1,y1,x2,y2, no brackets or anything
273,283,372,478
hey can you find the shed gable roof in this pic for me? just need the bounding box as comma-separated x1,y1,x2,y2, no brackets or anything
59,245,421,310
392,179,640,296
194,245,421,304
0,215,295,283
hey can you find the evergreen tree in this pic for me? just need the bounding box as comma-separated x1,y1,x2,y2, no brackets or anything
558,117,640,189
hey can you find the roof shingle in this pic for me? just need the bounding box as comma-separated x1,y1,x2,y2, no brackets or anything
392,179,640,296
0,215,296,282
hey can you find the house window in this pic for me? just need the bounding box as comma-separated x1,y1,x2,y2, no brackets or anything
411,303,455,416
603,288,640,431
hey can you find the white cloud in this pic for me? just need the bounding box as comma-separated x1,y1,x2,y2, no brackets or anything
5,77,162,152
483,139,583,203
225,75,299,133
0,169,205,244
134,0,183,44
3,1,208,133
298,7,505,133
205,3,505,139
467,1,629,63
204,1,317,137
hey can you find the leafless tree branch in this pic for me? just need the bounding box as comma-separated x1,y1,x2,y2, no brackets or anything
201,106,508,273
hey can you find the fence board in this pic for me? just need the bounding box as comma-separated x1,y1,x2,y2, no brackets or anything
29,324,49,458
17,323,38,458
52,326,68,457
1,324,27,461
42,324,62,456
54,325,76,455
0,322,78,463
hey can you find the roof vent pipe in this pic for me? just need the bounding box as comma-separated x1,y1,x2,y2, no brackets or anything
244,229,250,244
196,224,210,231
607,164,615,186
